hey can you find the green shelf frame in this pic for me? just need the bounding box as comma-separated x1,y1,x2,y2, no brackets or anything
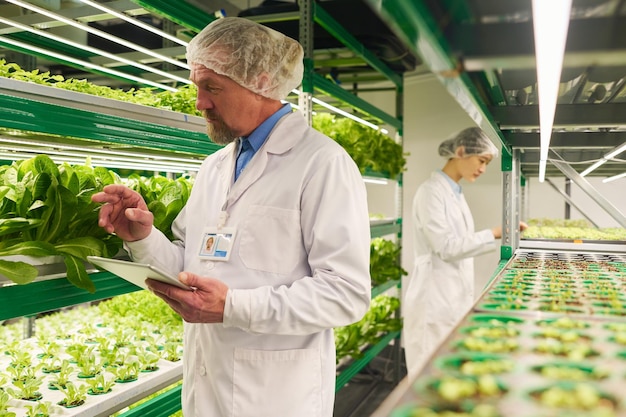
313,74,402,130
371,221,402,238
372,280,400,298
335,330,401,392
0,92,219,156
0,272,140,321
118,384,182,417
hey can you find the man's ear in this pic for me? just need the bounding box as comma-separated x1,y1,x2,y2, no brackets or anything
255,72,271,96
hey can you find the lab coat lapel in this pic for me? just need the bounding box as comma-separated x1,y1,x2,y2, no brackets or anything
226,111,305,206
433,172,472,233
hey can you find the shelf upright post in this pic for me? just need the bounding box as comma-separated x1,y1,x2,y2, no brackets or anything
521,175,529,222
298,0,314,125
501,147,521,259
392,85,404,384
22,315,36,339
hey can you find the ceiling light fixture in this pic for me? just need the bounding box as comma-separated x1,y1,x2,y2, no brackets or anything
532,0,572,182
0,35,178,91
0,150,200,173
292,88,383,131
362,177,388,185
602,172,626,183
580,142,626,177
5,0,189,70
0,136,203,165
0,16,190,85
76,0,188,47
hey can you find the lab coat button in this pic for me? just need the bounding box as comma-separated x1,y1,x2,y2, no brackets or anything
199,366,206,376
205,262,215,270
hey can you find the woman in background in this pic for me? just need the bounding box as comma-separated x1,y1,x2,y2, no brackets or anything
402,127,526,378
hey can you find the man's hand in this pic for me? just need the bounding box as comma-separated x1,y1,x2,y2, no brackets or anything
146,272,228,323
91,184,153,241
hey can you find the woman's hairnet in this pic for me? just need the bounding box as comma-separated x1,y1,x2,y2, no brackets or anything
438,127,499,159
186,17,303,101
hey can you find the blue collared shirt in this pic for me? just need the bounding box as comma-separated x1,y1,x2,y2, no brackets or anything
437,169,462,197
235,104,292,181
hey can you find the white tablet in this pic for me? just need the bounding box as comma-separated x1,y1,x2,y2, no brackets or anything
87,256,192,290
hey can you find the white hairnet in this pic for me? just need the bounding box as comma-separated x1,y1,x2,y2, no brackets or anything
186,17,304,100
438,127,499,159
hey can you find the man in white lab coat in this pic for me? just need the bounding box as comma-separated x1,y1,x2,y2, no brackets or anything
402,127,524,380
92,17,371,417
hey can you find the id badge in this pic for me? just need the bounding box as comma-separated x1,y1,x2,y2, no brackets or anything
199,227,236,261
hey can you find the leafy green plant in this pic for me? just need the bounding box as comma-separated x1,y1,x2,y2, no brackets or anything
24,401,54,417
312,112,407,178
41,357,63,374
370,237,408,286
0,391,16,417
111,362,140,383
47,360,74,390
6,361,42,383
334,295,402,362
0,155,123,292
76,352,103,379
162,342,182,362
124,174,193,240
85,373,116,395
137,349,161,372
0,60,201,116
55,381,88,408
7,375,44,401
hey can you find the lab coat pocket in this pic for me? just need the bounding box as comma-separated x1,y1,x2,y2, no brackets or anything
240,205,302,274
232,347,322,417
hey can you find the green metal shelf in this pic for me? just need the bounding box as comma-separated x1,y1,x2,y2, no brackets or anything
371,219,402,238
372,280,400,298
0,272,140,321
118,383,183,417
0,78,219,157
335,330,401,392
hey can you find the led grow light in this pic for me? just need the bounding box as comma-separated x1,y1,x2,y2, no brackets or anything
5,0,189,70
532,0,572,182
0,16,190,85
0,35,178,91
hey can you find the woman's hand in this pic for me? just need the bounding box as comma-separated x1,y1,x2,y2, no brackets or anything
91,184,153,241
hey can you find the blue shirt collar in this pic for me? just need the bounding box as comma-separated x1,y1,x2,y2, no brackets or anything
244,103,292,152
437,169,462,196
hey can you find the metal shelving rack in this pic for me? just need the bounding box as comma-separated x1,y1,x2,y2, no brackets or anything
289,0,407,400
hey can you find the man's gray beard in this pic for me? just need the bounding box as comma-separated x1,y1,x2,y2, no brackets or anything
206,122,238,145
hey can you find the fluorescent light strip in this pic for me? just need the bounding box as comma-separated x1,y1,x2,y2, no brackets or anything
0,137,201,164
6,0,189,70
604,142,626,160
0,35,178,91
580,142,626,177
0,16,190,85
603,172,626,183
532,0,572,182
77,0,188,47
363,177,388,185
2,144,202,171
0,151,198,173
291,88,389,133
580,159,606,177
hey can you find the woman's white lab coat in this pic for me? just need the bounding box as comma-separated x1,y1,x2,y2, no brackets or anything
402,171,496,379
125,110,371,417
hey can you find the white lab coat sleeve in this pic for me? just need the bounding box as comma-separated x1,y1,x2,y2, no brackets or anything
224,152,372,335
415,183,495,263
